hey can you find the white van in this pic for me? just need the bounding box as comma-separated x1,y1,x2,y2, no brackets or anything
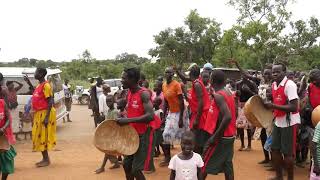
0,67,69,134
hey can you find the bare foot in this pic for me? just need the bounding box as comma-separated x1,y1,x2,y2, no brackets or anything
36,159,50,167
95,168,105,174
109,164,120,169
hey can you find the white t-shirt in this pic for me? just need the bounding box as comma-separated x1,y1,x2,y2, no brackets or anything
98,94,108,115
273,76,301,127
96,86,103,100
63,84,72,98
168,152,204,180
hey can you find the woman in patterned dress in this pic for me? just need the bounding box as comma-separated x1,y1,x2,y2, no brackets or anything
29,68,56,167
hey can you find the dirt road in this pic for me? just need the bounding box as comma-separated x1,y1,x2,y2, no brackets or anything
11,105,309,180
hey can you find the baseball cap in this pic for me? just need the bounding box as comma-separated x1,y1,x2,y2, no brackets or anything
203,63,213,70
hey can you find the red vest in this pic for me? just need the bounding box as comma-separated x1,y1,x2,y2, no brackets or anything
188,78,210,130
0,100,15,145
309,83,320,109
203,90,236,137
127,88,149,135
272,79,298,117
32,81,49,111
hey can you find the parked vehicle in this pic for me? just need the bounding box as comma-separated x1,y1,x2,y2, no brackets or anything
73,78,122,105
72,86,90,105
0,67,69,134
103,79,122,96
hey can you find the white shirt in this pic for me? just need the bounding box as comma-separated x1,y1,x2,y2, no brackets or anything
168,152,204,180
258,83,270,101
96,86,103,100
98,94,109,115
63,84,72,98
273,76,300,127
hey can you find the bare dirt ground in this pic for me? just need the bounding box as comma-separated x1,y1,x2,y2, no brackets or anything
11,105,309,180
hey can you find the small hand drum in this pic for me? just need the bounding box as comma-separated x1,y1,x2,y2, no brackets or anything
94,120,139,156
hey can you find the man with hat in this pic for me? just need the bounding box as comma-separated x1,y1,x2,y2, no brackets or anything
116,67,154,180
203,62,214,75
264,63,300,180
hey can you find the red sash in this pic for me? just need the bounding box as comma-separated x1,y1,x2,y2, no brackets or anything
188,78,210,130
127,88,149,135
32,81,49,111
272,79,298,117
203,90,236,136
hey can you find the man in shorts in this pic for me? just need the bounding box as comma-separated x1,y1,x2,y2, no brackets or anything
264,63,300,180
116,67,154,180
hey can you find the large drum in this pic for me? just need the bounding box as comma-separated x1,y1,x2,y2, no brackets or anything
244,95,273,128
94,120,139,156
312,105,320,127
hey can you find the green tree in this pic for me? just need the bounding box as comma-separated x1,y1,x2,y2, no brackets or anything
149,9,221,66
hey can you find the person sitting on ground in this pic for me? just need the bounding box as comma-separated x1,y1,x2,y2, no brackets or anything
169,131,204,180
95,95,121,174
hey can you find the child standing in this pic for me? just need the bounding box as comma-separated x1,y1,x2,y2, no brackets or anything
154,97,164,157
95,95,120,174
169,131,203,180
0,86,16,180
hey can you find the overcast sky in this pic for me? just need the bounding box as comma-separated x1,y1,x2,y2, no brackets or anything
0,0,319,62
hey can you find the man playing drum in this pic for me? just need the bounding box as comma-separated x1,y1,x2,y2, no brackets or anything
264,63,300,180
116,67,154,180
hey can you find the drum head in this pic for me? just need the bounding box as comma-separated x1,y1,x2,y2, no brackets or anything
94,120,139,156
244,95,273,128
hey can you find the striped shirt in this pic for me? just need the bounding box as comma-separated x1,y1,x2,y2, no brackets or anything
312,122,320,164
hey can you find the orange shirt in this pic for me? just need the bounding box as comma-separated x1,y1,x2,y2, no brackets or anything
162,80,183,113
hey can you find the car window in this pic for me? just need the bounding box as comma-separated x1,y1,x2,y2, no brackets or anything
104,80,119,87
115,80,122,87
5,77,37,95
47,74,63,93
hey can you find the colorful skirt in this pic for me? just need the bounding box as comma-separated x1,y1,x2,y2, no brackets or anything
162,111,189,144
32,108,57,152
0,146,16,174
